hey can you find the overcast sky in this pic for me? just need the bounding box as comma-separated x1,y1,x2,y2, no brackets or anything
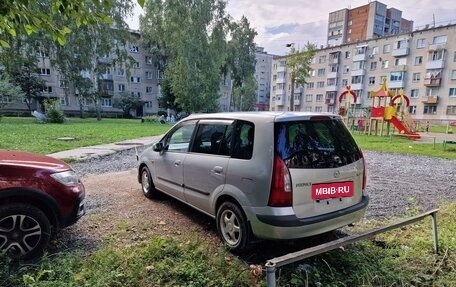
128,0,456,56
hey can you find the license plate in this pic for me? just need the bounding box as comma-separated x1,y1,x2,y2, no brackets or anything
311,181,354,200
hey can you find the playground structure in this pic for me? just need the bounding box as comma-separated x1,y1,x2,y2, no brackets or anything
338,81,420,139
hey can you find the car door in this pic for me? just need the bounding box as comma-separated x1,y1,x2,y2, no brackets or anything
183,120,233,214
154,121,197,201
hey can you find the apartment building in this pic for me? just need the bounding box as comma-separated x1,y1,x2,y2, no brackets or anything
270,23,456,122
1,31,233,117
328,1,413,46
254,47,273,111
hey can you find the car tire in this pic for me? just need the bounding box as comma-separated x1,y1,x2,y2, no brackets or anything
140,166,158,199
216,201,251,252
0,203,51,261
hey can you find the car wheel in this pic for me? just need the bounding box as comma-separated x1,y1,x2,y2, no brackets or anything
0,203,51,261
216,201,250,252
140,166,158,199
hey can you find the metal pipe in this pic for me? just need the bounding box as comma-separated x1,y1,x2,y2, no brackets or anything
265,261,277,287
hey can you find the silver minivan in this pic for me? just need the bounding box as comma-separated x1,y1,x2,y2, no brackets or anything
138,112,368,251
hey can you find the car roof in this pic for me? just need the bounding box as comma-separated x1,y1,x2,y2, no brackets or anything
183,111,341,122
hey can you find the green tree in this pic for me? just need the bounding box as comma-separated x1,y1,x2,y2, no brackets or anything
141,0,229,113
0,74,24,115
0,0,146,48
113,92,143,117
286,43,317,111
49,0,135,120
226,16,257,111
157,77,182,113
232,75,257,111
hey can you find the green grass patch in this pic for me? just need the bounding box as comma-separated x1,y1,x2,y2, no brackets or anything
0,117,170,154
352,134,456,160
276,203,456,286
0,236,258,287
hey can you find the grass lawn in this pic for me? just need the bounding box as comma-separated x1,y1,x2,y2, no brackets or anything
0,117,171,154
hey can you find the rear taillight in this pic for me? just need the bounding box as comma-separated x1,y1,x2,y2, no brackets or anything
359,149,367,190
268,156,292,207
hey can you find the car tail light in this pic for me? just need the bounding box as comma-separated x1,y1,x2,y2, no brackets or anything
359,149,367,190
268,156,292,207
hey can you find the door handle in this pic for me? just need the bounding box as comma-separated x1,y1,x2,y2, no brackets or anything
213,166,223,174
174,160,182,166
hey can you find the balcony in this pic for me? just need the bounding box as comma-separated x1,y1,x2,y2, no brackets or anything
294,99,301,106
276,96,285,105
276,77,286,84
327,71,338,78
389,80,405,89
422,96,439,104
276,89,285,95
325,85,338,92
351,69,365,76
325,98,336,105
350,83,363,90
353,53,367,62
426,59,445,70
330,57,339,64
277,66,286,72
424,77,442,87
428,43,446,51
392,47,409,57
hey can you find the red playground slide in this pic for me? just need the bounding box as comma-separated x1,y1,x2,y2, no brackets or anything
390,116,421,139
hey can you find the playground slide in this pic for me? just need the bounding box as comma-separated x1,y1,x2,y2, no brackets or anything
390,116,421,139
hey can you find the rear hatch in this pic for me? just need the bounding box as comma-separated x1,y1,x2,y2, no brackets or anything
274,116,364,218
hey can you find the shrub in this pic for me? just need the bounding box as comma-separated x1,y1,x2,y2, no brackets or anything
44,99,65,123
142,115,159,123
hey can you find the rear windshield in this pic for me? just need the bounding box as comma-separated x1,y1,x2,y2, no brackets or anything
275,119,361,169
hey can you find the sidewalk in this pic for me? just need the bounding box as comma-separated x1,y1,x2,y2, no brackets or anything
48,135,162,161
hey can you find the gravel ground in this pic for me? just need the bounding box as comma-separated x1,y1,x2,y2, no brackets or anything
72,147,456,219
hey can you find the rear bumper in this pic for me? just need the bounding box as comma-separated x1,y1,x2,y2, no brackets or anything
246,195,369,240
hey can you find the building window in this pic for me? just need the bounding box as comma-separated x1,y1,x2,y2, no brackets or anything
133,61,140,68
430,50,445,61
145,56,153,64
317,81,325,88
449,88,456,97
130,76,141,83
433,35,447,44
368,76,375,85
410,89,419,98
317,68,325,76
59,96,68,106
416,38,426,49
315,106,322,112
129,45,139,53
447,106,456,115
409,105,416,114
131,91,141,98
412,73,421,82
414,56,423,65
343,65,350,73
101,98,112,107
145,71,153,79
305,94,313,102
305,106,312,112
146,86,153,93
451,70,456,80
381,60,389,69
390,71,404,81
316,94,323,102
370,61,377,71
157,70,163,79
345,51,351,59
41,86,52,93
395,58,407,66
307,82,314,89
145,101,153,108
423,105,437,114
116,68,125,76
59,80,68,88
371,46,379,55
38,68,51,75
454,52,456,62
351,76,363,84
383,44,391,53
342,79,348,87
118,84,125,91
318,55,326,64
36,50,49,58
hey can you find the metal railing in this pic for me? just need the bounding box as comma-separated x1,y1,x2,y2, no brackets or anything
265,209,439,287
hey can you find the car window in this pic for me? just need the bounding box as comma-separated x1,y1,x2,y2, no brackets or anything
191,122,233,156
165,122,196,152
232,121,254,160
275,119,360,168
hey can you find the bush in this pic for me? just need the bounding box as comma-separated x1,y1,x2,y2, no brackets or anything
142,115,159,123
44,99,65,123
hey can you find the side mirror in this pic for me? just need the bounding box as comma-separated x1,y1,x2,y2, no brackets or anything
152,142,164,152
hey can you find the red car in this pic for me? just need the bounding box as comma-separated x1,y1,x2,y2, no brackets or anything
0,150,85,260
